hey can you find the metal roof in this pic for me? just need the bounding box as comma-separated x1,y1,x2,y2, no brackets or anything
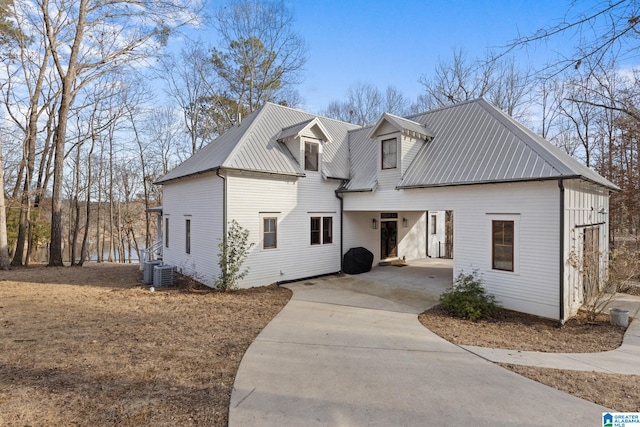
341,125,378,192
156,103,359,183
368,112,433,140
397,99,619,190
157,98,618,192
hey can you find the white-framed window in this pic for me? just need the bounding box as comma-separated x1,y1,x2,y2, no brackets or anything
185,219,191,254
487,214,520,273
381,138,397,170
304,141,319,171
310,216,333,245
263,217,277,249
165,218,170,248
431,215,437,235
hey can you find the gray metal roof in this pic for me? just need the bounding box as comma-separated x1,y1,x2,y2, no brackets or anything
369,112,433,140
397,99,619,190
156,103,359,183
341,125,378,192
157,98,618,193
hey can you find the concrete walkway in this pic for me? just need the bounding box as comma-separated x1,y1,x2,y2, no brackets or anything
463,293,640,374
229,273,608,427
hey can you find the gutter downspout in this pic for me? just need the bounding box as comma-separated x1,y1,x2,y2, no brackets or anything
217,169,227,270
335,190,344,272
558,179,565,327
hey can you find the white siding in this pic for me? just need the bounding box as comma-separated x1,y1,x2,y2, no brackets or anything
226,169,342,287
563,179,610,316
343,180,561,319
162,173,223,285
398,211,427,261
343,211,379,259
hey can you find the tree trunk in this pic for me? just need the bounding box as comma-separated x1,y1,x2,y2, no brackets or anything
0,138,10,270
46,0,86,267
78,132,96,266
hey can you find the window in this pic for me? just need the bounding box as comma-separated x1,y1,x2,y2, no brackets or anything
310,217,321,245
304,141,319,171
263,217,277,249
165,218,170,248
185,219,191,254
431,215,437,235
492,220,514,271
381,138,397,169
310,216,333,245
323,217,333,244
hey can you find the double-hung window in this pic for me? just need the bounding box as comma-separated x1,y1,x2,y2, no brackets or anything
263,217,277,249
492,220,514,271
304,142,319,171
310,216,333,245
381,138,397,169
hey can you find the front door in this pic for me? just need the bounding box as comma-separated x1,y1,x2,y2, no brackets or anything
381,221,398,259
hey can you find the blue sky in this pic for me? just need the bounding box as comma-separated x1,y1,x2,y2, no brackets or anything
290,0,578,112
191,0,596,113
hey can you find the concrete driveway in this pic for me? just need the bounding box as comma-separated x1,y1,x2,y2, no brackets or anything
229,261,608,426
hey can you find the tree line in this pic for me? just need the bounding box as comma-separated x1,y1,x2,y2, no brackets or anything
1,0,639,270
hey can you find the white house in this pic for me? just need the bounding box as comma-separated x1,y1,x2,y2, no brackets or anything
155,98,618,322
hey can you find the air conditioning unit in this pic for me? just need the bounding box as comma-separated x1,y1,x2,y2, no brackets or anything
143,261,163,284
153,265,175,287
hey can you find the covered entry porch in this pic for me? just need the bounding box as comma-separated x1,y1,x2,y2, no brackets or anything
342,210,453,267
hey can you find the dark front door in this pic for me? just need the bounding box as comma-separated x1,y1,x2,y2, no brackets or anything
381,221,398,259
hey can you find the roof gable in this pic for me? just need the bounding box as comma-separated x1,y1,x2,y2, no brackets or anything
277,117,333,143
368,113,433,141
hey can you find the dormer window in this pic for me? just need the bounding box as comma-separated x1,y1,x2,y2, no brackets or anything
381,138,397,170
305,141,319,171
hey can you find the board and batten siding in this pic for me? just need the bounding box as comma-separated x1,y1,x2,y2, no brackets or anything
427,211,447,258
162,172,223,285
563,179,610,316
343,180,562,319
225,169,342,287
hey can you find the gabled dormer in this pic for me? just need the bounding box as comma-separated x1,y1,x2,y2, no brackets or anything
277,117,333,175
368,113,433,176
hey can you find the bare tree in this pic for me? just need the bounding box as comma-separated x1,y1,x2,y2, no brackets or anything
323,82,409,126
33,0,201,266
160,40,219,154
503,1,640,77
210,0,307,126
0,136,9,269
417,49,496,108
416,49,532,119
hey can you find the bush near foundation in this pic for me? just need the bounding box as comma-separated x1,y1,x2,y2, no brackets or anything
439,272,500,321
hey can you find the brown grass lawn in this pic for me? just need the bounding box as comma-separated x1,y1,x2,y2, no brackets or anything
420,306,640,411
0,263,291,426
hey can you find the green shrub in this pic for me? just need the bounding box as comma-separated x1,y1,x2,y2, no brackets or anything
439,271,500,321
215,220,254,291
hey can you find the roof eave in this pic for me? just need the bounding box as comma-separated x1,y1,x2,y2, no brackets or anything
336,187,374,193
155,166,305,185
396,175,585,190
154,167,221,185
